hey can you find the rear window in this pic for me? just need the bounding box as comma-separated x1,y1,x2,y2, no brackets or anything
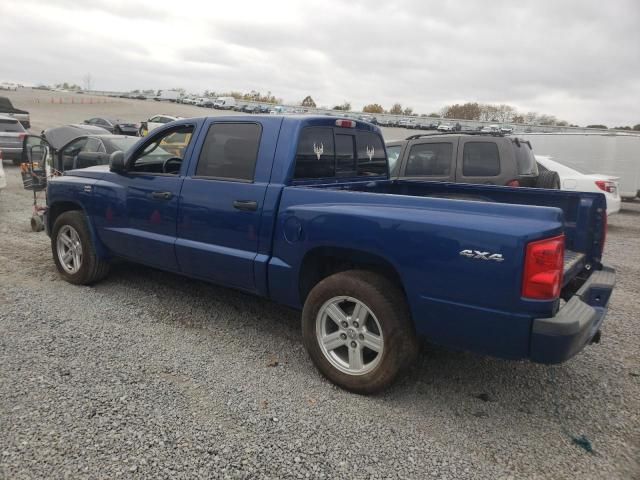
356,132,387,176
294,127,387,179
405,143,452,176
294,127,335,179
513,140,538,176
0,119,24,132
462,142,500,177
195,123,261,181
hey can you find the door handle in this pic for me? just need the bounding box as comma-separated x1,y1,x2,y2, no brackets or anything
151,191,173,200
233,200,258,211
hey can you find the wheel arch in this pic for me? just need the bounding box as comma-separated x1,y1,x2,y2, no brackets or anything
48,200,110,259
298,246,408,311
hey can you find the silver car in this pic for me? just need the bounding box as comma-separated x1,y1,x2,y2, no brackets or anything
0,114,26,164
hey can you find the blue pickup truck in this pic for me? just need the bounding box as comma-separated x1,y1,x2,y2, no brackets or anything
35,115,614,393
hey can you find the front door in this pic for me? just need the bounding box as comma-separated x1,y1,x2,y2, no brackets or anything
94,124,195,271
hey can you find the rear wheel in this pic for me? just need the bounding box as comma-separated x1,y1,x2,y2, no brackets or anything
302,270,418,394
536,170,561,189
51,211,110,285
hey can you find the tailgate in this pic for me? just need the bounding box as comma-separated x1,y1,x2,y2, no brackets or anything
563,249,585,285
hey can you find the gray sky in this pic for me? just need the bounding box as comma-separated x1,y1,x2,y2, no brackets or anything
1,0,638,126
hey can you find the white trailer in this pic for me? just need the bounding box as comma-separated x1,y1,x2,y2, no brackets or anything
520,132,640,199
154,90,180,102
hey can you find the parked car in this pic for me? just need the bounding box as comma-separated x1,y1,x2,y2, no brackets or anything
213,97,237,110
398,118,416,129
195,97,214,108
0,150,7,190
376,117,395,127
84,117,139,136
0,96,30,128
519,132,640,200
242,104,260,114
536,155,621,215
42,115,613,393
0,114,27,164
415,120,439,130
386,132,560,189
138,115,180,136
437,123,454,132
481,124,500,133
0,82,18,91
258,105,271,114
22,125,138,173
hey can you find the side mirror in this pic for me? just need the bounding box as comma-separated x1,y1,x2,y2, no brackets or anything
109,151,126,172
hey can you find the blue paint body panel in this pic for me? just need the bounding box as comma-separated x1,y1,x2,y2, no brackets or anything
46,115,613,363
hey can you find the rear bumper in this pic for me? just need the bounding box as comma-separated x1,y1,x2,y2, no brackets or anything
530,266,615,364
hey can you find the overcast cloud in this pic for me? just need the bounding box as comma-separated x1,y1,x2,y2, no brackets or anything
1,0,639,125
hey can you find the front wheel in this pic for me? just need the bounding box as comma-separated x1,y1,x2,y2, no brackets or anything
51,211,110,285
302,270,418,394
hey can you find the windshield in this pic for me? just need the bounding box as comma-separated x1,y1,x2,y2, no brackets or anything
387,145,401,175
105,137,139,152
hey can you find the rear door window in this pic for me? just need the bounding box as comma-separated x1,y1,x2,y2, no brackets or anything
405,142,453,176
294,127,335,179
462,142,500,176
195,123,261,181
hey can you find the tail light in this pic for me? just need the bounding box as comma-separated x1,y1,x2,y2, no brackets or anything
522,235,565,300
595,180,616,193
18,132,26,140
506,179,520,187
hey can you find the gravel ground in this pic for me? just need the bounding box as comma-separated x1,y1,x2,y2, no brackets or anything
1,97,639,479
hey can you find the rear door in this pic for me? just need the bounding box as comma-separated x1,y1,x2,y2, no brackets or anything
399,138,457,182
176,119,278,291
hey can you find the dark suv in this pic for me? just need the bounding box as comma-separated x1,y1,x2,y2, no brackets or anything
386,132,559,188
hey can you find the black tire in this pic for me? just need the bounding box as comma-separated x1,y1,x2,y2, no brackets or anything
302,270,418,394
30,215,44,232
536,170,561,189
51,211,110,285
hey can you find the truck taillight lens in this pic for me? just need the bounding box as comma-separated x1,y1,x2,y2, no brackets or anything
522,235,565,300
335,119,356,128
595,180,616,193
506,179,520,187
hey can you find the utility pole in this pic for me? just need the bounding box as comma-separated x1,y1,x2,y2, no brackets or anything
83,73,92,92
